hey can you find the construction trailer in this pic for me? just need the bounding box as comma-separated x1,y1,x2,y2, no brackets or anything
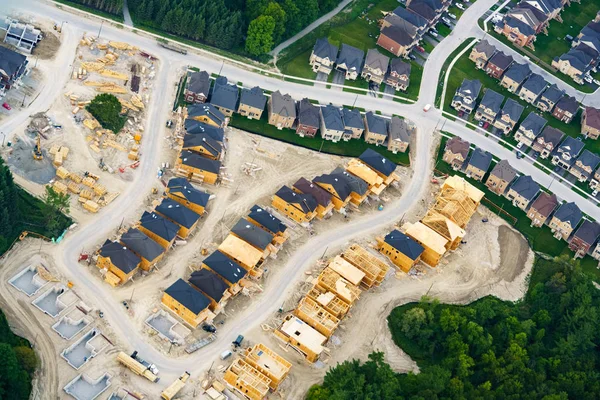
326,255,366,287
161,372,190,400
274,315,327,363
402,222,448,268
341,244,390,288
421,210,466,251
316,267,361,305
223,358,271,400
218,234,264,278
243,343,292,390
116,352,159,382
305,284,350,318
294,296,340,338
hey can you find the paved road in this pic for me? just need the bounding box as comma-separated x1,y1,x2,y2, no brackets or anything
1,0,599,385
122,0,134,27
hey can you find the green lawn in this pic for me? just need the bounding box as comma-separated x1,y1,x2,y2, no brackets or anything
436,135,599,277
436,38,476,107
229,111,410,165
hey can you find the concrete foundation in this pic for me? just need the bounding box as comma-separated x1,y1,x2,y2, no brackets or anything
145,310,190,344
63,373,112,400
52,309,92,340
61,329,109,370
8,265,48,296
32,284,78,318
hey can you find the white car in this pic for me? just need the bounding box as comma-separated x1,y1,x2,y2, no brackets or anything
447,13,457,19
517,142,524,149
584,75,593,84
442,17,452,24
429,30,438,38
594,79,600,86
592,189,598,197
456,3,465,10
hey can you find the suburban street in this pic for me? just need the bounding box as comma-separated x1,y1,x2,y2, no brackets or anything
0,0,599,386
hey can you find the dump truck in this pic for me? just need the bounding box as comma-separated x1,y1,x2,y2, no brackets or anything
161,372,190,400
116,351,160,383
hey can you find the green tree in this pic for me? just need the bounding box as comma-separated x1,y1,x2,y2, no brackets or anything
262,2,286,42
86,94,126,133
245,15,275,56
42,186,71,235
13,347,37,374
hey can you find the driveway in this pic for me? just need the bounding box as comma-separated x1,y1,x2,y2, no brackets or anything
331,70,345,91
315,72,329,87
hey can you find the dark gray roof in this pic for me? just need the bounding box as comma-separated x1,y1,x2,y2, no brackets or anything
364,48,390,72
503,62,531,84
187,104,226,126
293,178,332,207
538,84,564,104
490,159,517,182
384,229,424,260
408,0,438,21
313,37,338,60
488,51,514,71
521,73,547,96
468,148,493,172
538,126,564,148
248,205,287,234
186,71,210,96
500,99,525,122
365,111,387,135
298,98,320,128
332,167,369,196
336,44,364,72
202,250,246,284
167,178,210,209
240,86,266,110
388,58,411,77
556,136,584,160
182,133,222,158
555,95,579,114
179,150,221,174
392,6,428,29
519,113,547,135
556,44,597,73
313,173,352,201
510,175,540,201
573,220,600,245
575,149,600,169
581,22,600,39
164,279,210,314
380,24,415,46
388,116,410,143
210,76,239,111
120,228,165,262
275,186,318,213
184,119,224,142
342,108,364,130
553,202,582,227
503,16,535,36
99,240,141,274
321,105,344,131
270,91,296,118
139,212,180,243
189,268,230,302
457,79,482,99
0,46,27,78
156,198,201,229
359,149,397,177
231,218,274,250
473,39,496,59
479,89,505,112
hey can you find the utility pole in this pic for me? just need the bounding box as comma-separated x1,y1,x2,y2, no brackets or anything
218,61,224,76
21,92,26,107
97,20,104,39
320,246,328,260
0,132,5,147
352,94,358,108
318,139,324,153
118,217,124,231
129,288,135,302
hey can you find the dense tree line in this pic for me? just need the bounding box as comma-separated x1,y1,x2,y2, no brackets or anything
66,0,123,15
307,256,600,399
0,158,21,252
0,311,36,400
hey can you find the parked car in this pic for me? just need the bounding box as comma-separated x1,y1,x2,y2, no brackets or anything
456,3,465,10
409,53,417,60
516,151,524,159
478,120,484,127
429,30,438,38
483,122,489,129
517,142,524,149
447,13,457,19
565,34,574,42
202,323,217,333
442,20,453,28
2,103,11,110
416,45,425,53
442,17,452,24
584,75,593,84
593,189,599,197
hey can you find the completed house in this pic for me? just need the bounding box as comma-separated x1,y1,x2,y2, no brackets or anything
591,167,600,190
549,202,582,240
341,108,365,140
582,106,600,139
493,98,525,134
97,240,141,286
506,175,540,210
569,220,600,258
514,112,546,148
268,91,296,129
443,136,470,169
210,76,238,117
535,84,563,113
363,111,388,145
387,116,411,154
377,24,417,58
272,186,318,223
238,86,266,120
162,279,213,328
526,192,558,227
451,79,482,114
485,51,514,79
184,70,210,103
552,95,579,123
361,49,390,84
475,89,505,123
552,44,597,84
486,160,517,195
500,62,531,92
385,58,411,91
495,15,537,49
187,103,226,128
336,44,364,80
0,46,27,93
518,73,547,104
532,126,564,158
297,98,320,138
310,38,338,74
569,150,600,182
465,148,492,181
551,136,584,169
377,229,424,272
320,105,345,143
469,39,497,69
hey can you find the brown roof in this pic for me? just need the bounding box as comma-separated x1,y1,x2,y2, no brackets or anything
445,136,470,159
530,192,558,218
584,106,600,130
293,177,333,207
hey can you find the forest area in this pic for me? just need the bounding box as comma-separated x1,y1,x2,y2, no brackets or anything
307,256,600,399
0,311,37,400
64,0,342,57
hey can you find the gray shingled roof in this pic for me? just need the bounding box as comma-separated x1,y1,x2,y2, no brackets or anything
503,62,531,84
187,104,226,126
519,113,547,135
179,150,222,174
521,73,547,96
573,220,600,245
342,108,364,130
270,91,296,118
239,86,266,110
156,198,201,229
388,116,410,143
139,211,179,243
556,137,584,160
189,268,229,302
364,48,390,72
184,119,224,142
384,229,424,260
275,186,318,213
392,6,428,29
510,175,540,201
248,205,287,234
468,148,492,172
490,159,517,182
457,79,482,98
120,228,165,262
0,46,27,78
500,99,525,122
99,240,141,274
540,84,564,104
167,177,210,209
210,76,239,111
231,218,274,250
553,202,582,227
298,98,320,128
333,167,369,196
555,95,579,114
575,149,600,170
473,39,496,59
313,37,338,60
488,51,514,71
359,149,397,177
164,279,210,314
537,126,565,148
380,24,415,46
479,89,505,113
365,111,387,135
336,44,364,72
202,250,246,284
186,70,210,96
321,105,344,131
388,58,411,77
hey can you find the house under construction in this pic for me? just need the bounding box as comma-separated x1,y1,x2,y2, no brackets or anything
421,210,466,251
326,255,366,287
345,159,386,197
432,176,483,229
218,234,264,278
306,284,350,318
274,315,327,363
402,222,449,267
223,358,271,400
243,343,292,390
341,244,390,288
316,267,362,305
294,296,340,338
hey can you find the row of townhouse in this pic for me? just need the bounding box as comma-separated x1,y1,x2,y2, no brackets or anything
494,0,569,50
443,136,600,260
310,38,412,90
182,70,411,152
377,0,451,58
552,19,600,84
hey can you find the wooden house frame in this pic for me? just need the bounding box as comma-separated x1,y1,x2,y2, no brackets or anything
294,296,340,338
223,358,271,400
243,343,292,390
316,267,361,305
340,244,389,288
305,285,350,318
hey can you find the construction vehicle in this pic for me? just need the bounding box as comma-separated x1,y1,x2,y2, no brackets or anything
33,135,43,160
232,334,244,348
185,334,216,354
158,41,187,55
161,372,190,400
116,352,160,383
19,231,51,241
